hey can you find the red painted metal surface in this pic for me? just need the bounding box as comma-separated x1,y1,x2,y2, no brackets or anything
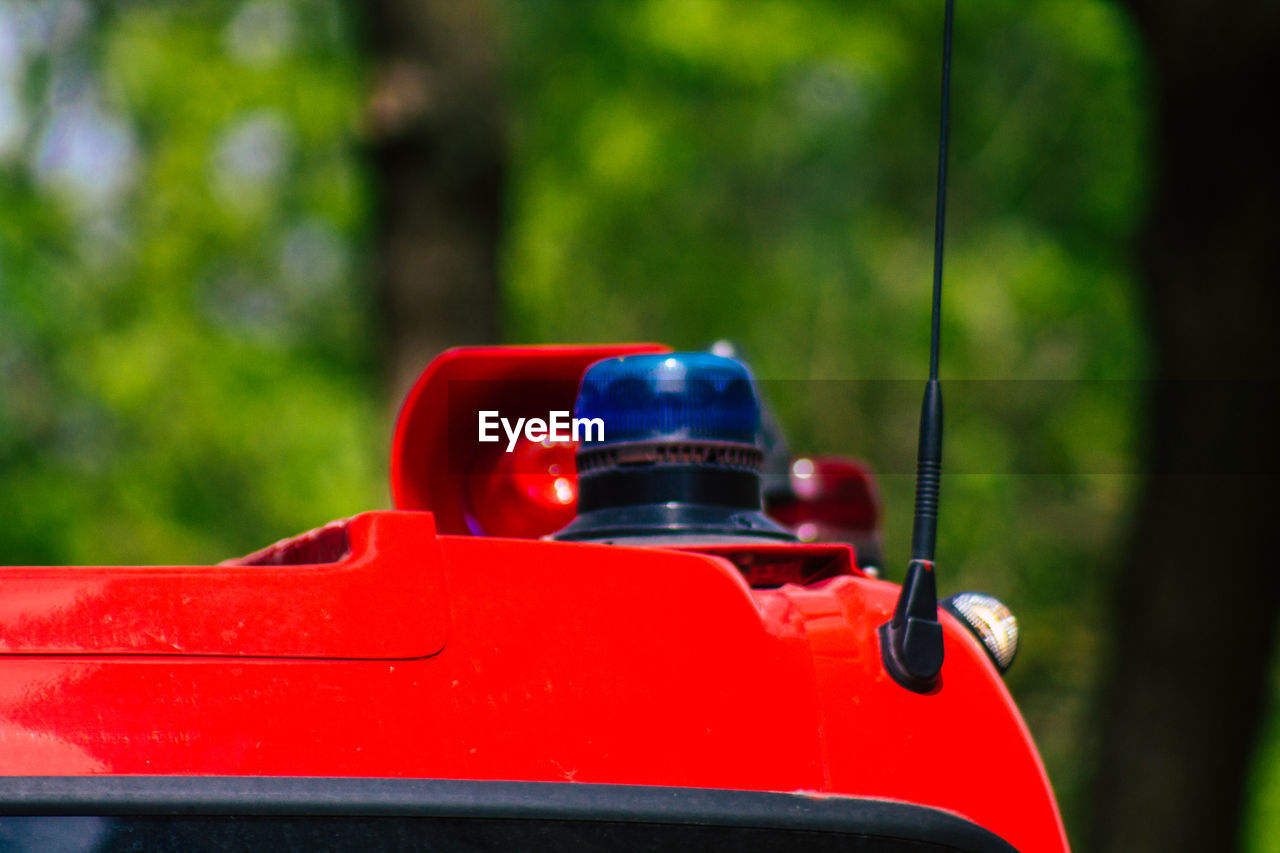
0,345,1070,853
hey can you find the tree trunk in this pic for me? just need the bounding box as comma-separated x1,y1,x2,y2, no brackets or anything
1092,3,1280,851
364,0,506,399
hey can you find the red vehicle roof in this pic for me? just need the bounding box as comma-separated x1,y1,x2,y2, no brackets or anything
0,346,1069,853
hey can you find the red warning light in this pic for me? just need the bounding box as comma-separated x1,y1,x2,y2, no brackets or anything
463,439,579,538
766,456,884,569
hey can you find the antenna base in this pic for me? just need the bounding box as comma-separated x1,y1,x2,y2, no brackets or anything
879,558,944,693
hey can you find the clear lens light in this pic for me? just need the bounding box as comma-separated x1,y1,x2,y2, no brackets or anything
946,592,1019,672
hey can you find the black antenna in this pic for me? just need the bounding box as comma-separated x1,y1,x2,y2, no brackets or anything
880,0,954,693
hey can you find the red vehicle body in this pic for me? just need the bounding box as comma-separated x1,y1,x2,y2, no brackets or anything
0,345,1069,852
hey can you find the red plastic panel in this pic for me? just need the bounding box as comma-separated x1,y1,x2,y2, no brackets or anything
757,577,1067,852
0,511,1067,851
0,513,447,659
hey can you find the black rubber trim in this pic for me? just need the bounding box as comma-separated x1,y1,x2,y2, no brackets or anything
578,465,761,511
0,777,1018,852
553,501,796,542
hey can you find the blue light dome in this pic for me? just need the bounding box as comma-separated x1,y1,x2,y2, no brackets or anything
573,352,761,447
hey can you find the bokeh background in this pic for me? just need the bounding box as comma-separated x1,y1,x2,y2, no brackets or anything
0,1,1275,850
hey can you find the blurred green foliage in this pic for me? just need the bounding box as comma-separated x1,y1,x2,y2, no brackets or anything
1247,655,1280,849
0,0,1276,848
0,0,382,565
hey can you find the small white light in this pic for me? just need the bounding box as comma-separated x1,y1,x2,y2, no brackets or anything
791,458,815,479
709,340,737,358
945,592,1019,672
552,477,575,505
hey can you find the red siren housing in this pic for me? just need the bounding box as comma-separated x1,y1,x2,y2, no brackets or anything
391,343,666,537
